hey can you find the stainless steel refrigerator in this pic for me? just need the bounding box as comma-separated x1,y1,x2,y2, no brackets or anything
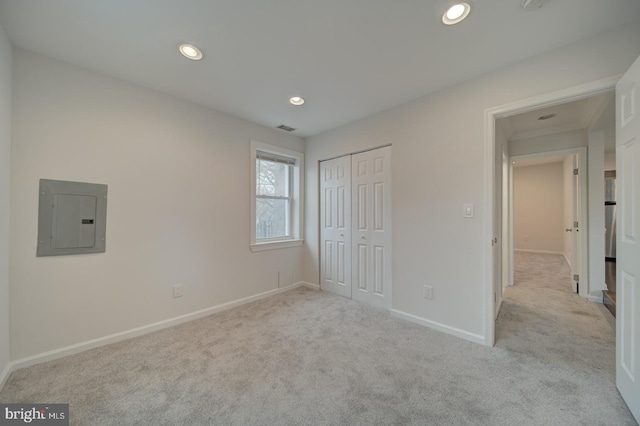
605,176,616,260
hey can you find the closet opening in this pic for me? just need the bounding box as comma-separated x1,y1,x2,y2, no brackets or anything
319,145,392,310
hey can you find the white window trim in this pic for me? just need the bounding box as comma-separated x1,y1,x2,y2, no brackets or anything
250,140,304,252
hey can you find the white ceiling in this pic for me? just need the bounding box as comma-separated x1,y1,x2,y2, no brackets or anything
0,0,638,137
499,91,614,138
512,155,566,168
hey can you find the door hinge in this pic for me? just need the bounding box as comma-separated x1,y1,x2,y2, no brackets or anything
573,274,579,282
574,221,579,228
573,168,579,175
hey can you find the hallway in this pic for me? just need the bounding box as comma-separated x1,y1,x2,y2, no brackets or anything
495,252,633,423
497,251,615,361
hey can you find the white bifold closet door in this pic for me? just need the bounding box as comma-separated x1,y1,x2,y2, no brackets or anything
320,146,392,310
320,155,352,298
351,146,392,309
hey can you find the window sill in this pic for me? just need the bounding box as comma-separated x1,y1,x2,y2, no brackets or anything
250,239,303,252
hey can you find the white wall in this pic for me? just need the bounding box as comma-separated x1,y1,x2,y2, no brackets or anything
10,49,305,360
0,22,11,385
500,126,511,289
303,23,640,342
588,131,606,298
494,117,504,313
513,163,564,253
563,155,574,265
605,152,616,171
604,121,616,171
509,129,587,156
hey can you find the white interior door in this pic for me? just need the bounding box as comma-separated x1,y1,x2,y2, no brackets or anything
571,154,580,293
351,146,392,309
616,53,640,423
320,156,351,298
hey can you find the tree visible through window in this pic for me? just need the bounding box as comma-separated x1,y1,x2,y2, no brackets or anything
256,152,293,240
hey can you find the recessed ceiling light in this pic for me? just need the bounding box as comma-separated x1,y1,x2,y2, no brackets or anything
442,3,471,25
290,96,305,106
537,113,557,121
178,43,203,60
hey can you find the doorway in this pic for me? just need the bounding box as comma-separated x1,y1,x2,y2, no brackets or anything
486,58,640,422
497,89,617,308
484,77,619,346
507,148,587,297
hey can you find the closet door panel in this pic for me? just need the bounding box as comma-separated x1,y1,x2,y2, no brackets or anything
320,156,351,298
351,147,392,309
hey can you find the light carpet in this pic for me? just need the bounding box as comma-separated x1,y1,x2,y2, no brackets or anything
0,252,635,425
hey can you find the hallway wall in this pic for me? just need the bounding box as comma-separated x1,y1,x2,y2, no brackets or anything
588,131,606,298
514,162,564,253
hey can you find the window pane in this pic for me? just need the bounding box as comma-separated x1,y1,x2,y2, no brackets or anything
257,159,289,197
256,198,290,239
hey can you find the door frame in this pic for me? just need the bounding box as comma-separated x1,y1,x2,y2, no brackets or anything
483,75,620,346
507,147,588,297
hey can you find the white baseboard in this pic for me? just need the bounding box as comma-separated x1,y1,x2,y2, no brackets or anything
390,309,485,345
515,249,564,255
5,282,312,380
563,253,571,268
588,291,605,304
495,298,503,320
300,281,320,291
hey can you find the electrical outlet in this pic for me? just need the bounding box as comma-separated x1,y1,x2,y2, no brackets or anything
423,285,433,300
173,284,183,298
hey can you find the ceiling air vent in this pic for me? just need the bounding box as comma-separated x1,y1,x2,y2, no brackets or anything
523,0,549,10
276,124,296,132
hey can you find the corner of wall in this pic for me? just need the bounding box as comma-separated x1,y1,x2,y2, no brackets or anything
0,21,13,390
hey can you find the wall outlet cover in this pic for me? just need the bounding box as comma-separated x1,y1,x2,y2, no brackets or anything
173,284,183,298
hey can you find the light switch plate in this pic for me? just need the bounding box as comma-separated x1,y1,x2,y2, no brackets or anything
423,285,433,300
463,203,474,218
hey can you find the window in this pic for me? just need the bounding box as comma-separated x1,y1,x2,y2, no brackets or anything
250,141,304,251
256,152,292,239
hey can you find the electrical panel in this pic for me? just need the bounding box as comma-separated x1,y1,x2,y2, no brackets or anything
37,179,108,256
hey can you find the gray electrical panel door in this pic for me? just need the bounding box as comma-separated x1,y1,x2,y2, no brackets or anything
52,194,97,248
37,179,108,256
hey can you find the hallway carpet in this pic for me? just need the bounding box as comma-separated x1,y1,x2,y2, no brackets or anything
0,253,635,425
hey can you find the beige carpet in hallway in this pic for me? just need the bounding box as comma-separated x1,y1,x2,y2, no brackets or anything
498,252,616,364
0,253,635,425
